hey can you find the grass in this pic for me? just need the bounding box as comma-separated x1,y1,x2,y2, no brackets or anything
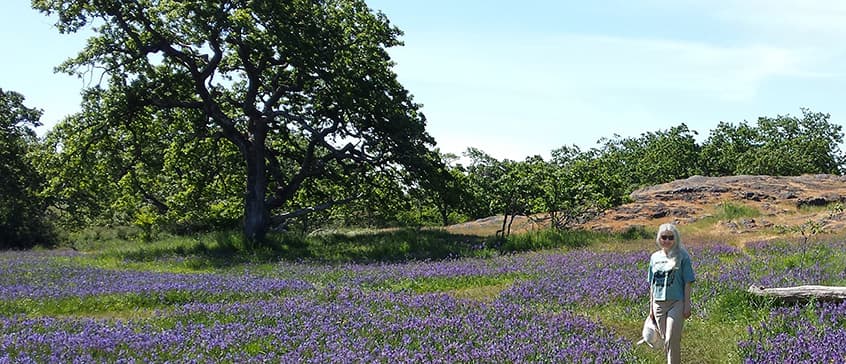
713,201,762,220
446,282,512,302
678,201,767,246
0,291,293,317
583,302,752,363
66,226,644,269
69,228,494,267
0,293,195,317
688,201,762,231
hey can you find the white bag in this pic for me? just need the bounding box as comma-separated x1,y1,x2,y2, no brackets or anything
637,315,663,349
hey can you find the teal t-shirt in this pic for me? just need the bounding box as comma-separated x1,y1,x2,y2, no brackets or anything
648,249,695,301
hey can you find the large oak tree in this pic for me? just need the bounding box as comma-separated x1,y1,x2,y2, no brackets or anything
35,0,437,241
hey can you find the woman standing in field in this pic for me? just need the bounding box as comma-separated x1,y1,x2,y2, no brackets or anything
648,223,696,364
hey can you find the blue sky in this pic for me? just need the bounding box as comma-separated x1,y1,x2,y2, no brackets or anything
4,1,846,161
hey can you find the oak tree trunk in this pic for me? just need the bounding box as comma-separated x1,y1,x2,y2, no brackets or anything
244,129,268,242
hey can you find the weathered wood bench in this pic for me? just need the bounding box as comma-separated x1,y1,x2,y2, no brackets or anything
747,285,846,303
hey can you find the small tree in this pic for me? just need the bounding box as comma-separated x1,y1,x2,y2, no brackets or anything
547,145,609,230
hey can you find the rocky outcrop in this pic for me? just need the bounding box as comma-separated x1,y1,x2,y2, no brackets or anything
630,174,846,206
583,174,846,233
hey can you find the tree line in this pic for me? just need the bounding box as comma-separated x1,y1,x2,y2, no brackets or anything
2,1,845,248
4,84,844,248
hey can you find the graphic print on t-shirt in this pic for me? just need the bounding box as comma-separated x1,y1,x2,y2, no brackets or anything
652,268,676,288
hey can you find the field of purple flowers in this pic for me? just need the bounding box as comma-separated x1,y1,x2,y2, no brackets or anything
1,238,845,363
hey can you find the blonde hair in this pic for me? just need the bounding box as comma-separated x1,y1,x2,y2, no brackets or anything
655,223,687,259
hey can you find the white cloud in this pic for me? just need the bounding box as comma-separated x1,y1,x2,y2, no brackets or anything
394,32,814,103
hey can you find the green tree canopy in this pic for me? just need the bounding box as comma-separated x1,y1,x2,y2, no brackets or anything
591,124,701,195
700,109,845,176
35,0,439,241
0,89,52,248
37,85,244,233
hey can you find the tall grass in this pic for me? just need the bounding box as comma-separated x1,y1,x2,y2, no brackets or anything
713,201,761,220
69,228,499,269
501,226,651,253
69,225,643,268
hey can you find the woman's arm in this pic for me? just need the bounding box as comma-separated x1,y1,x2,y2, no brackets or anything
683,282,692,319
649,282,654,318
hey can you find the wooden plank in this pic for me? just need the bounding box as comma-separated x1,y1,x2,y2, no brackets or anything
747,285,846,302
